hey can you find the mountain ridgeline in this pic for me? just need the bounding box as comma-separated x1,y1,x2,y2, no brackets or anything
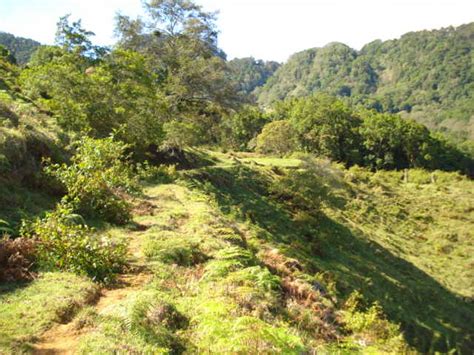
257,23,474,140
0,32,41,65
227,57,280,97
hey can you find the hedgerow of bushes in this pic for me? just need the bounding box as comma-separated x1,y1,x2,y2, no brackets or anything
7,136,139,282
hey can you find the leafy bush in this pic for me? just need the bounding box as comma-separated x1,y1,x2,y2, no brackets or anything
255,120,298,155
287,94,363,165
342,291,407,350
45,136,139,224
219,105,268,150
22,204,127,282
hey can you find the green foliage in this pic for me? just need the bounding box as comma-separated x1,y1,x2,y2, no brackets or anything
360,110,432,169
258,94,473,173
0,45,16,65
341,291,407,352
227,57,280,96
162,120,201,150
143,231,207,266
194,313,306,353
220,105,268,150
22,204,127,281
255,120,298,155
258,23,474,140
45,136,138,224
285,94,362,164
137,161,177,183
21,48,167,148
0,219,13,234
270,157,329,214
115,0,241,146
0,32,41,65
55,15,107,59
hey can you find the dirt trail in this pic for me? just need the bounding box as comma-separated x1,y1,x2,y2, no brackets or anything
32,221,152,354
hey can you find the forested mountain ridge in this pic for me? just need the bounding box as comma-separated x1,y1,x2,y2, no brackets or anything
227,57,280,97
257,23,474,140
0,32,41,65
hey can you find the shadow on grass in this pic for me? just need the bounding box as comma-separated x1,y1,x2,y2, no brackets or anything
184,165,474,353
0,180,58,235
0,280,31,296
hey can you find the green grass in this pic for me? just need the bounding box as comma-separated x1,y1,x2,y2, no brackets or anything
0,181,58,233
1,149,471,353
183,155,474,353
77,291,184,354
78,183,314,353
0,272,97,353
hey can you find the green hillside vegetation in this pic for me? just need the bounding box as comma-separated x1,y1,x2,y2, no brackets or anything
227,57,280,97
0,32,41,65
0,1,473,354
257,23,474,140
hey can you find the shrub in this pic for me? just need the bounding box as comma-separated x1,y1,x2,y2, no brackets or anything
219,105,268,151
45,136,139,224
0,236,37,281
255,120,298,155
22,204,127,282
342,291,407,351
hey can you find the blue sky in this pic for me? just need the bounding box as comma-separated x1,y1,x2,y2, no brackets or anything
1,0,473,62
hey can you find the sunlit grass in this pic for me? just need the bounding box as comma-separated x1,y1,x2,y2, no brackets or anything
0,272,97,353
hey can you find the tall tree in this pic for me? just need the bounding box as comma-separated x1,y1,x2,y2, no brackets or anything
115,0,240,145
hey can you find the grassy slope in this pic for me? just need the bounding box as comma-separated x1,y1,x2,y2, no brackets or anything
0,151,472,353
0,57,64,231
0,273,97,353
183,153,474,353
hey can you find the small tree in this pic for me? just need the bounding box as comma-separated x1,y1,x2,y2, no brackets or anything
220,105,268,150
255,120,297,155
45,136,139,224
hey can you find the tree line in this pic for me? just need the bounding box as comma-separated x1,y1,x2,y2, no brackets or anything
1,0,472,176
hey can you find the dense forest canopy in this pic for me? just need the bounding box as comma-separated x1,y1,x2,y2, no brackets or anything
257,23,474,141
227,57,280,97
0,32,41,65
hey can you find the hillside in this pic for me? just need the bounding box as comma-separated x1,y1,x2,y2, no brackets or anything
0,32,41,65
1,3,473,354
1,152,473,353
227,57,280,97
257,23,474,140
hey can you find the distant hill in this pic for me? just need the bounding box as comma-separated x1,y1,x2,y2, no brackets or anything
0,32,41,65
257,23,474,140
227,57,280,97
